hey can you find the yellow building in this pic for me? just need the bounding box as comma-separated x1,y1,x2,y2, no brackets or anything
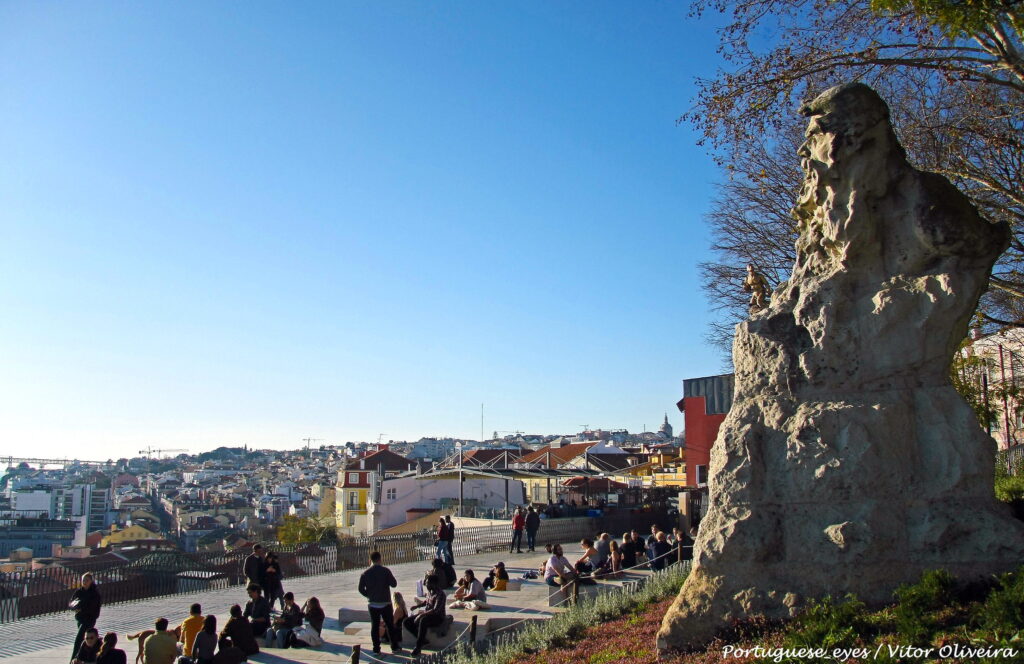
100,524,160,547
336,469,372,535
615,450,688,488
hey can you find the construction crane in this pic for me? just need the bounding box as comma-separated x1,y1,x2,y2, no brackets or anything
376,434,387,445
138,446,187,460
302,437,324,451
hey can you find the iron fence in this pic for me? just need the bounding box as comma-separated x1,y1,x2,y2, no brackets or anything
0,508,673,625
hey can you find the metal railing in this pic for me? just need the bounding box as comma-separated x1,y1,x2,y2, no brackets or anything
0,508,674,625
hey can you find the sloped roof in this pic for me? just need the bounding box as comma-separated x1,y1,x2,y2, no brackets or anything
561,476,629,491
460,449,525,466
346,449,413,472
125,551,220,574
518,443,595,468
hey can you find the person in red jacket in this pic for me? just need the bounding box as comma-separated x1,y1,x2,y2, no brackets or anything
509,508,526,554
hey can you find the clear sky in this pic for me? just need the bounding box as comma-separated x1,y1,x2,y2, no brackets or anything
0,2,732,460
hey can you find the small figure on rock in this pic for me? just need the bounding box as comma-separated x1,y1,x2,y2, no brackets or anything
743,263,770,312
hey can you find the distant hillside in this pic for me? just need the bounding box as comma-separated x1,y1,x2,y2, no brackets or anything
195,447,259,462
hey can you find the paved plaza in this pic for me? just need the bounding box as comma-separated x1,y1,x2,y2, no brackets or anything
0,544,651,663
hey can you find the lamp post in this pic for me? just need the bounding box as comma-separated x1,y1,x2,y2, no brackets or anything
456,442,464,517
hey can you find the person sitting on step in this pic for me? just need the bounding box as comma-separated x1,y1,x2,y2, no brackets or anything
405,574,448,658
448,569,489,610
482,561,509,591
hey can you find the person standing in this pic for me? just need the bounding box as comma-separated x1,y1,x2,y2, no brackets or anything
629,528,648,566
648,531,673,571
434,517,448,563
70,572,102,663
509,508,525,554
242,544,266,592
525,506,540,552
442,515,456,564
263,552,285,610
358,550,402,655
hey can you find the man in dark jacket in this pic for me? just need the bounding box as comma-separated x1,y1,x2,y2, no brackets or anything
242,584,272,643
524,507,541,552
70,572,102,662
406,573,447,657
629,529,648,565
242,545,266,592
442,515,455,564
359,551,401,655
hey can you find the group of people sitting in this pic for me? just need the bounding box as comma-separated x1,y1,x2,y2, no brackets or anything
357,551,522,658
542,525,695,588
71,588,326,664
70,527,693,663
232,583,326,652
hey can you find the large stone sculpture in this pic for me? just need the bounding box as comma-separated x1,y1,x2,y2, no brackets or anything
658,82,1024,651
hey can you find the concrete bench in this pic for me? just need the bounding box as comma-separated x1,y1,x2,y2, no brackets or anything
337,607,370,625
546,580,614,606
341,610,453,639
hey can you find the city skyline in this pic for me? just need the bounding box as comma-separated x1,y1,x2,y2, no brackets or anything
2,3,729,461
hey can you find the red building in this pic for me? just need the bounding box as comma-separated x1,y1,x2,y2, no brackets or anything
677,374,734,487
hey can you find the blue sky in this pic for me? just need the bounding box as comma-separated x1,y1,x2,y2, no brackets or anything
0,2,731,459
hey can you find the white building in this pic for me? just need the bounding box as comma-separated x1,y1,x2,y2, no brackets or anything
11,489,57,518
366,472,525,533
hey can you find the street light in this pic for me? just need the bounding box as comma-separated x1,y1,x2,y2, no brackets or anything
455,442,464,517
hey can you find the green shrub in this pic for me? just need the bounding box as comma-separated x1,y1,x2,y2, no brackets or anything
973,567,1024,634
893,569,956,644
445,563,690,664
783,594,869,652
995,475,1024,503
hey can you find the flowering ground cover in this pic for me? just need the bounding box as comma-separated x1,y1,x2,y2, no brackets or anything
481,566,1024,664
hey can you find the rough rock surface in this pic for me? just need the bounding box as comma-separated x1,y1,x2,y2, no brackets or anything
657,83,1024,651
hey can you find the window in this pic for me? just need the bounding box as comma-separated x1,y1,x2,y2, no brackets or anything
348,491,359,507
696,465,708,486
348,514,356,526
348,472,359,484
385,488,396,501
